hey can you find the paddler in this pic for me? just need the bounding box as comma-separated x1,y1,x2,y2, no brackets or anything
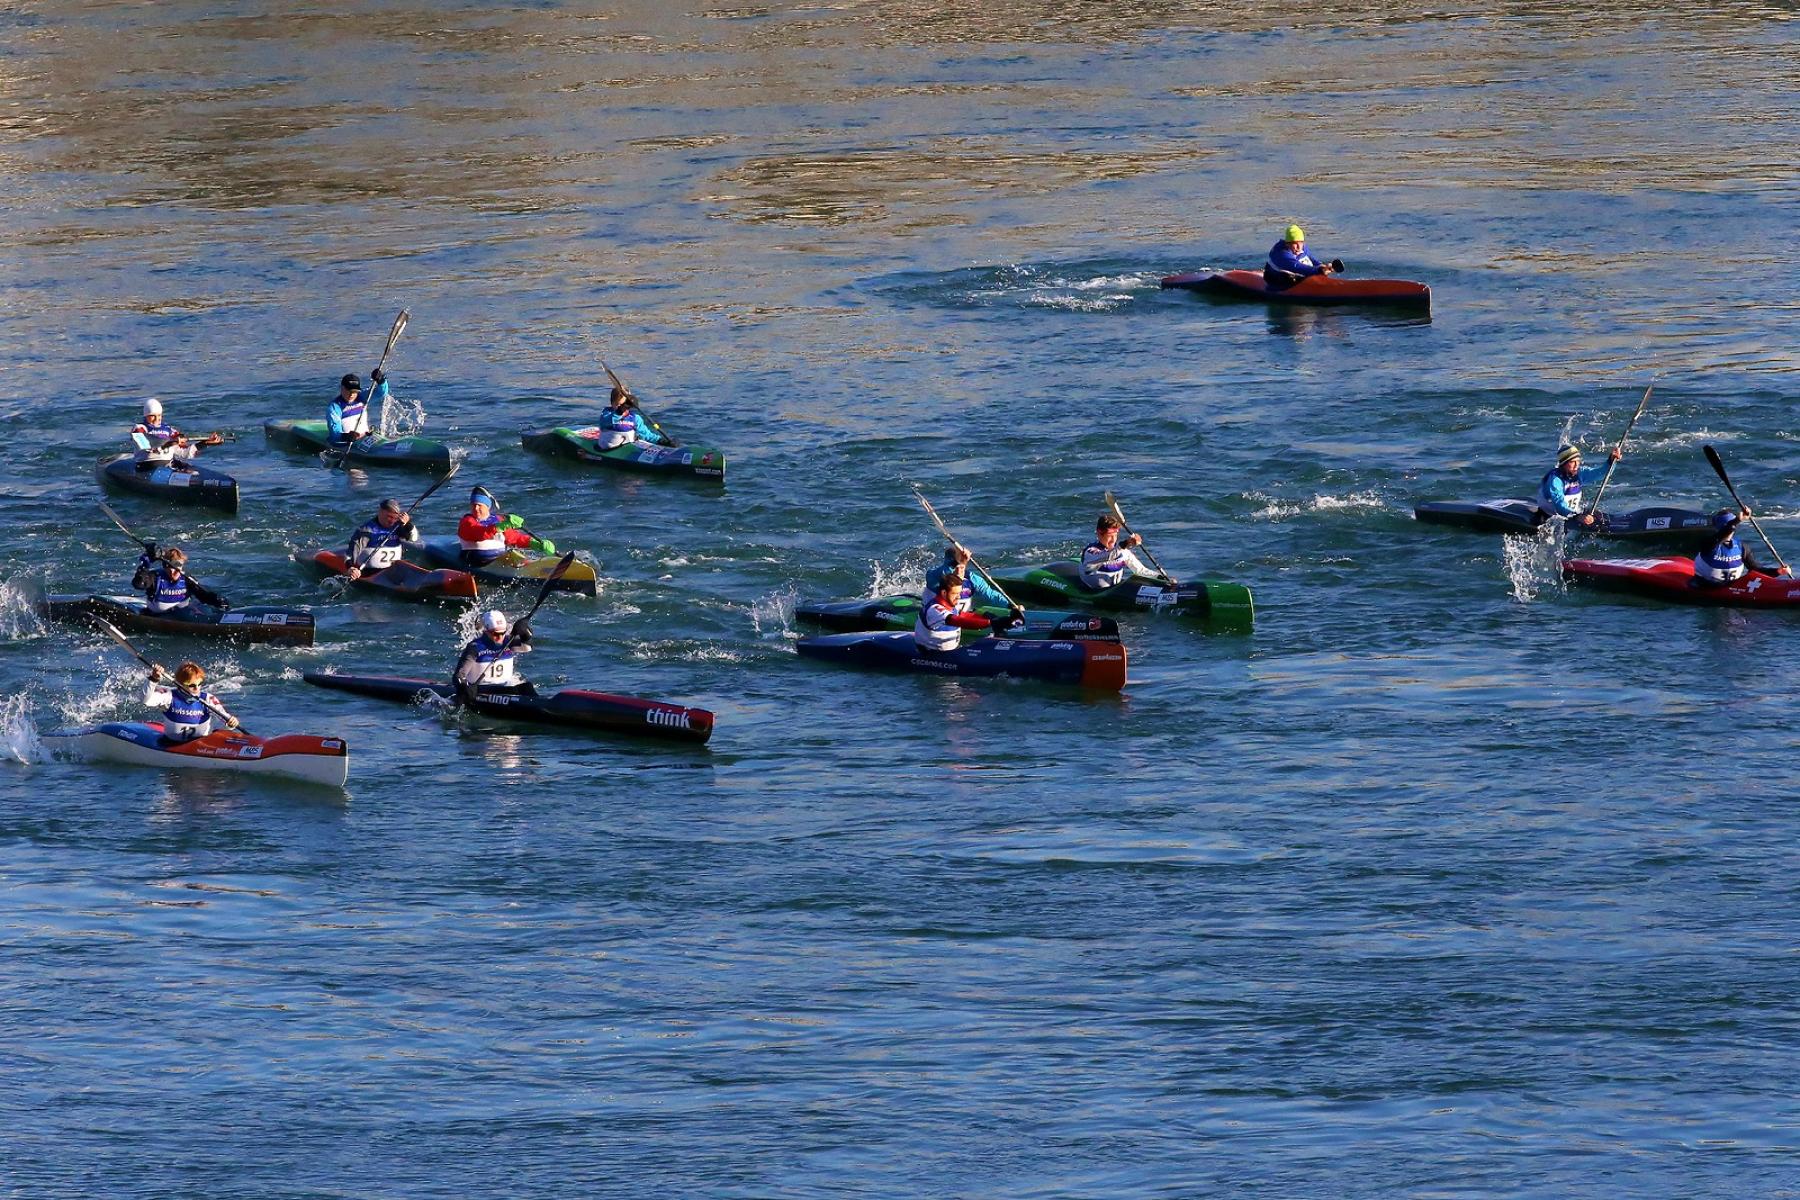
593,384,662,450
1694,509,1790,585
913,572,1000,652
924,545,1022,622
327,368,388,448
456,486,554,567
1080,514,1162,589
1538,443,1622,529
131,546,228,620
143,661,238,743
1266,225,1343,281
131,398,219,466
343,497,421,581
454,609,534,696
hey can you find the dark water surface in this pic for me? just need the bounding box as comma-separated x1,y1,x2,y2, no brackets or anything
2,3,1797,1196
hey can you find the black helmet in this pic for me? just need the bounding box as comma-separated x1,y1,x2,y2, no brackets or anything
1712,509,1740,533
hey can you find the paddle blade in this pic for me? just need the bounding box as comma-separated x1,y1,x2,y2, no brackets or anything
385,309,410,356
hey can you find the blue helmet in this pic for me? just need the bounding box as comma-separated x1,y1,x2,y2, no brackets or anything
1712,509,1740,533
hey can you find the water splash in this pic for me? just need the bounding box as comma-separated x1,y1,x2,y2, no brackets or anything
0,693,44,764
0,577,48,640
1248,491,1387,521
868,548,933,598
1502,523,1567,603
750,587,797,640
378,384,427,440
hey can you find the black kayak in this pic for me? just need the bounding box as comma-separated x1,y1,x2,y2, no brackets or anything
97,454,239,514
37,594,315,646
797,594,1120,641
302,671,713,744
795,631,1127,691
1414,498,1714,543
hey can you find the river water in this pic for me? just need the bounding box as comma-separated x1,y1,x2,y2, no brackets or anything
2,3,1797,1196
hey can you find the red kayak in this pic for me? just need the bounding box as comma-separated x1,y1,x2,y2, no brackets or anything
298,549,479,603
1562,556,1800,607
1161,269,1430,310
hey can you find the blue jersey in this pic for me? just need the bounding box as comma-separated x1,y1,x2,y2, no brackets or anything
328,380,386,438
1268,241,1325,277
146,570,189,612
1538,463,1605,518
1695,534,1747,583
924,562,1009,611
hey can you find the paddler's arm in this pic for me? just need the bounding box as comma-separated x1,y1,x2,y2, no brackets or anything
969,570,1012,611
452,645,484,692
205,691,240,729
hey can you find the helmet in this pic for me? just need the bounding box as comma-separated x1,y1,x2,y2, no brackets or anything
1283,224,1305,243
481,609,508,633
1712,509,1740,533
1556,445,1581,466
469,486,496,508
142,398,162,417
340,373,362,391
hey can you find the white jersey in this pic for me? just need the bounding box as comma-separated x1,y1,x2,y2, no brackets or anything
913,598,967,652
1080,542,1150,589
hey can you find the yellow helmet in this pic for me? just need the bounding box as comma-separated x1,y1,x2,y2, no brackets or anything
1283,224,1305,243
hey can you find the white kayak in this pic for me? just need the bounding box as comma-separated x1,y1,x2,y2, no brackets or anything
42,721,350,789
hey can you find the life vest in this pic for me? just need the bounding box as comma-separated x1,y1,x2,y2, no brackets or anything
146,570,190,613
329,394,370,439
913,598,966,652
1538,469,1580,517
352,518,407,569
146,682,215,741
1694,535,1747,583
464,634,519,686
596,406,637,450
1080,541,1130,589
458,513,506,556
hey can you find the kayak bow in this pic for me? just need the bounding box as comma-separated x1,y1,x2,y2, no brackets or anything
97,454,239,514
795,631,1126,691
265,419,453,472
36,594,315,646
521,427,726,482
1161,269,1430,310
42,722,349,788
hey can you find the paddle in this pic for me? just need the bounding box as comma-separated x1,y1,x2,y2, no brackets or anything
598,356,680,448
1585,383,1653,517
1102,491,1173,582
505,551,576,651
912,488,1020,612
343,464,460,578
1703,444,1790,575
99,501,154,554
93,617,248,735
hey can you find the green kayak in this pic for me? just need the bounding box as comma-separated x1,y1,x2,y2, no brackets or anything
521,427,725,482
989,562,1253,630
264,419,453,472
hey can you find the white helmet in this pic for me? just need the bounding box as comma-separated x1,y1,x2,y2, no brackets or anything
481,609,508,633
142,398,163,417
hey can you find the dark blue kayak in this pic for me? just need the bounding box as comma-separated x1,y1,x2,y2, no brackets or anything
97,453,238,513
795,631,1126,691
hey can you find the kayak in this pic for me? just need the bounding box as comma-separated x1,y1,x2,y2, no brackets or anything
264,419,453,472
795,631,1127,691
36,594,315,646
988,563,1254,629
297,549,479,603
1416,498,1714,543
1562,557,1800,607
97,453,239,514
416,536,598,596
42,722,349,788
521,427,726,482
1160,269,1431,310
797,595,1120,642
302,671,714,744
